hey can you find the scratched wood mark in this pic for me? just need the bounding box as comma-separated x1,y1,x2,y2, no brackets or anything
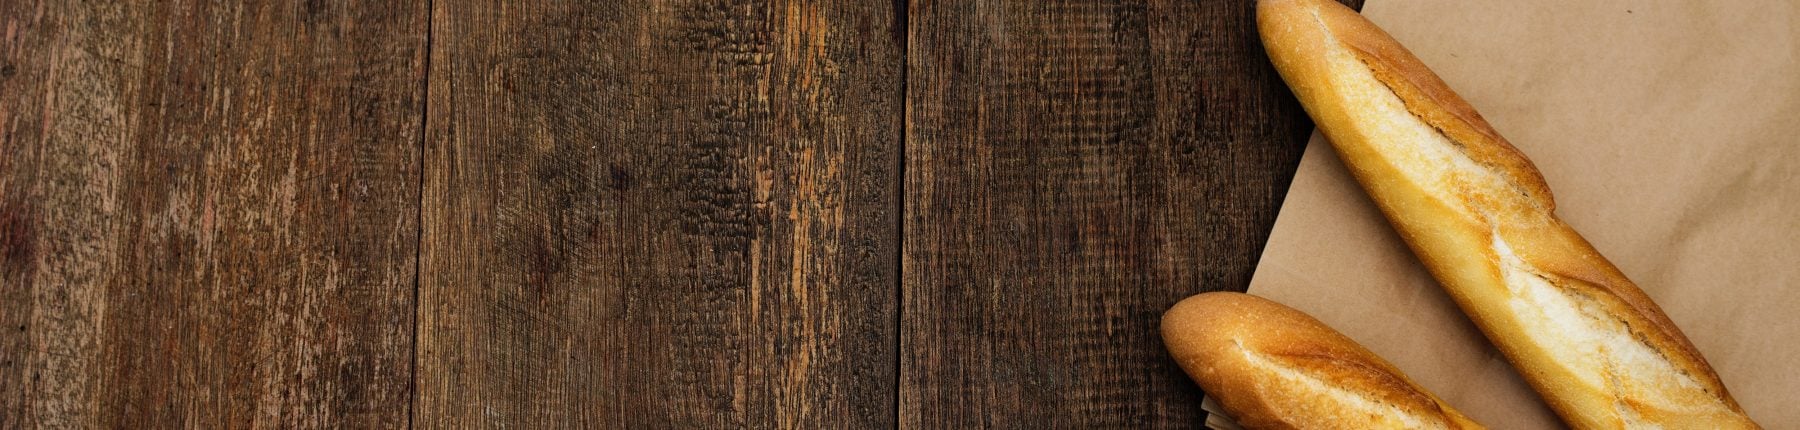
902,0,1359,426
1,1,425,427
416,1,903,427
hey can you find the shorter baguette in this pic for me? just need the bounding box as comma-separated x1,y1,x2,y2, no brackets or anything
1163,292,1483,429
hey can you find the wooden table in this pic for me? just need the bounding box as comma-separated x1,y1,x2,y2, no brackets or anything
1,0,1358,427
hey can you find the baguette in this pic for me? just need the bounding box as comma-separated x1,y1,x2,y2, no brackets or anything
1163,292,1484,429
1255,0,1757,427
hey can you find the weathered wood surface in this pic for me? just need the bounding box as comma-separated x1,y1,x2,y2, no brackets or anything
901,0,1357,426
1,1,426,428
0,0,1356,427
416,1,903,427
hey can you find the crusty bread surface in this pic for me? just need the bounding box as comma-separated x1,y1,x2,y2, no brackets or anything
1255,0,1758,428
1163,292,1484,430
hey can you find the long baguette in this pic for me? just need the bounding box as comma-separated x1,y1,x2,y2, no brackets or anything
1163,292,1484,429
1255,0,1757,427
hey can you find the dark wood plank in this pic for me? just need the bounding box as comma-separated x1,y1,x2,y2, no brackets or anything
902,0,1360,426
0,1,426,428
417,1,903,427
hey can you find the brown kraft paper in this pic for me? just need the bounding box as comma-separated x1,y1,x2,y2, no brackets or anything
1239,0,1800,428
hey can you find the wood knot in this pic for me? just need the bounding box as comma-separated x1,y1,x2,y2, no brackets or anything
608,163,635,191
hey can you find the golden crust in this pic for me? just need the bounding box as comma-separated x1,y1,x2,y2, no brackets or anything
1163,292,1485,430
1327,14,1555,211
1256,0,1756,428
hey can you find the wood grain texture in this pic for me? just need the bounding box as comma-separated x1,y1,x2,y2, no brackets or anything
416,1,902,427
0,0,426,428
901,0,1360,426
0,0,1356,426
